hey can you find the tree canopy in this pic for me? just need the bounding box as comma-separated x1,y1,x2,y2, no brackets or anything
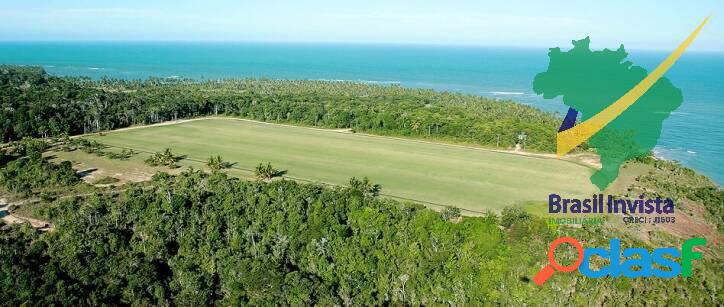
0,144,721,306
1,65,560,151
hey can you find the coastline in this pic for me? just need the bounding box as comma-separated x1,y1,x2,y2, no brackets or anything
0,44,720,184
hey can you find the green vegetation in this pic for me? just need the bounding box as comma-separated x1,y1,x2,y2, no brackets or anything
86,118,597,211
0,157,78,196
0,148,720,305
59,138,136,160
629,158,723,231
0,139,79,196
105,148,136,160
348,176,382,198
145,148,181,168
206,155,232,171
76,139,107,154
0,65,720,305
93,176,120,185
253,162,286,181
441,206,462,220
689,187,724,230
0,65,559,151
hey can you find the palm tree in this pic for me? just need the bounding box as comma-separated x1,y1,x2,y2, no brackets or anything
206,155,229,171
349,177,381,197
254,162,284,181
145,148,179,168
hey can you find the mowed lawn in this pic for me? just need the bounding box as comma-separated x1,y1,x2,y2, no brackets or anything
87,118,598,213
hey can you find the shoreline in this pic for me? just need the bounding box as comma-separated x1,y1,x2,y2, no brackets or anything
1,63,719,185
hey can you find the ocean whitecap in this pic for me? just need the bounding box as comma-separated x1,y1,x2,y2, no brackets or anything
491,91,525,95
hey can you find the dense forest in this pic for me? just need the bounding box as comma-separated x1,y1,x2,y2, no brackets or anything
1,143,721,305
0,66,721,305
0,65,560,151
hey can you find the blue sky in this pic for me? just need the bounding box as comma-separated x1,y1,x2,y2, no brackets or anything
1,0,722,51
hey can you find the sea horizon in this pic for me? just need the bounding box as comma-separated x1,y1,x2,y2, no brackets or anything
3,40,724,53
1,41,722,184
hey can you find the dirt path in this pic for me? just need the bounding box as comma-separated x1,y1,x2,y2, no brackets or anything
1,199,52,231
71,117,211,137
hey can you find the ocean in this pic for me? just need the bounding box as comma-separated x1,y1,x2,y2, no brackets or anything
0,42,722,184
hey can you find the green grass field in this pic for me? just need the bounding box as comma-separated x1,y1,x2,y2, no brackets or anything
85,118,598,213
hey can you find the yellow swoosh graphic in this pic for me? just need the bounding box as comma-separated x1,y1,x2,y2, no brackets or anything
557,16,710,157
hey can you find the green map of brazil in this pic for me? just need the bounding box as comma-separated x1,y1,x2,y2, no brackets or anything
533,37,683,190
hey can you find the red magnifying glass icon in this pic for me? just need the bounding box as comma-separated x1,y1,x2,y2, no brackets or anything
533,237,584,286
